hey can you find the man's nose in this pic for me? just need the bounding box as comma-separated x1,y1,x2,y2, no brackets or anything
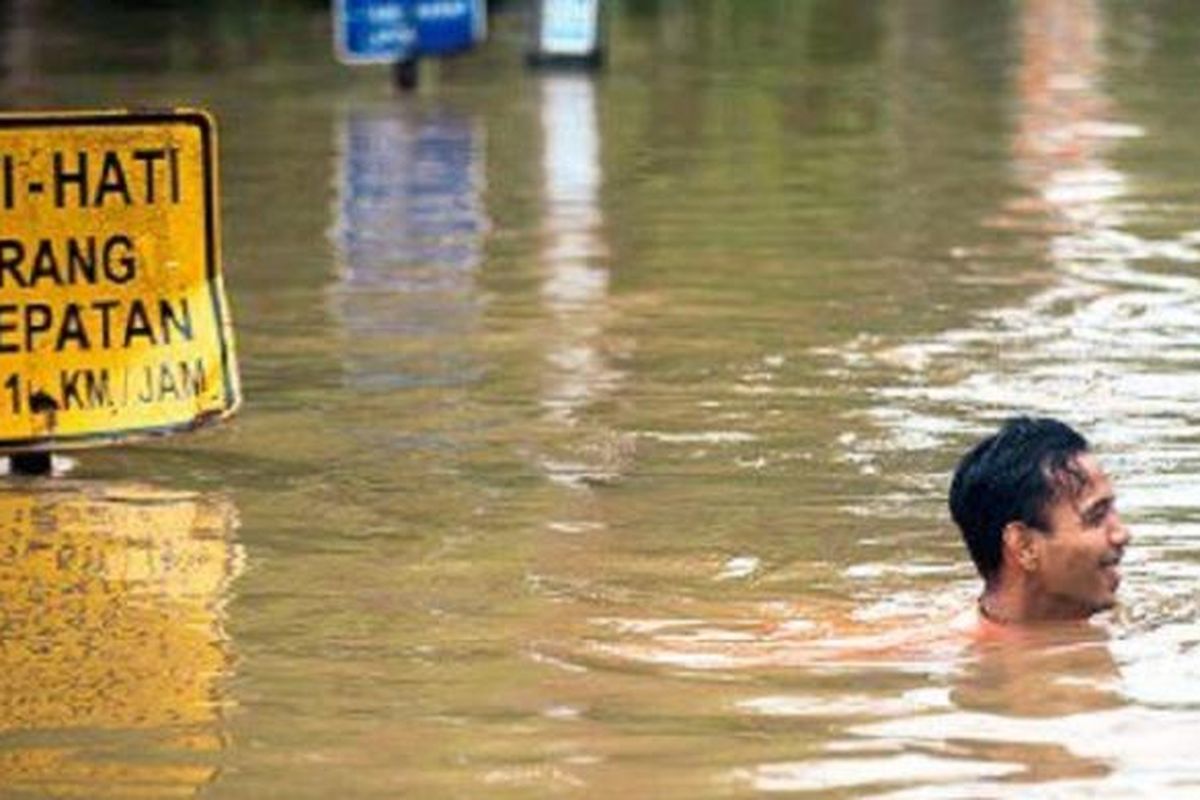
1110,515,1131,548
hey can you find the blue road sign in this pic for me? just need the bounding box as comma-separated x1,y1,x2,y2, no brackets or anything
414,0,487,56
334,0,417,64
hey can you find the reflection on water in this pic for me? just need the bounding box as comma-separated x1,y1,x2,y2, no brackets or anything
0,2,32,95
830,0,1200,466
537,72,629,489
328,102,487,391
15,1,1200,798
0,482,240,796
594,616,1189,796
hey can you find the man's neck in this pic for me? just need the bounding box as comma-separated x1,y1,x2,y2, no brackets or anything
979,583,1091,626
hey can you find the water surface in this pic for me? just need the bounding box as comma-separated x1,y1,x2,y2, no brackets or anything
4,1,1200,797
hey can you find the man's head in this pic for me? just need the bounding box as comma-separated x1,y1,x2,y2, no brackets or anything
949,416,1129,620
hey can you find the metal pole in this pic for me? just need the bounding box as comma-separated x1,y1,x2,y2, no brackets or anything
9,452,52,476
393,56,419,90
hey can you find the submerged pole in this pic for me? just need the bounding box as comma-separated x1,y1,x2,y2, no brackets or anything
393,56,420,90
9,452,52,476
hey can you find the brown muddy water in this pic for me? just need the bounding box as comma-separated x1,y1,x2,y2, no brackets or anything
5,1,1200,797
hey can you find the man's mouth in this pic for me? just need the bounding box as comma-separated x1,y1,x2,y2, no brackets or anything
1100,553,1123,589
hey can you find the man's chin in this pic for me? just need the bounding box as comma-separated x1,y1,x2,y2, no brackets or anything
1088,595,1118,615
1051,593,1116,619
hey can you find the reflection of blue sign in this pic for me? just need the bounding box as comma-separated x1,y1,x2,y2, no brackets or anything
334,0,416,64
539,0,600,57
333,109,486,288
330,108,488,390
415,0,487,56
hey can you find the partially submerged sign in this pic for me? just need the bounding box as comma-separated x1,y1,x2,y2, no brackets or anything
0,110,240,452
534,0,603,61
334,0,486,63
415,0,487,56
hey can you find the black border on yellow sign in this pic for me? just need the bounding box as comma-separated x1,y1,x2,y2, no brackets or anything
0,110,239,452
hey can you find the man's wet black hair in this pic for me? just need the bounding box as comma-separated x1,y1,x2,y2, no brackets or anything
948,416,1090,585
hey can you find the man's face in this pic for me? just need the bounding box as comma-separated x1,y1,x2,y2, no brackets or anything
1030,453,1130,618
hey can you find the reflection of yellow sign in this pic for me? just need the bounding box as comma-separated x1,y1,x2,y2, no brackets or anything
0,110,240,452
0,483,241,795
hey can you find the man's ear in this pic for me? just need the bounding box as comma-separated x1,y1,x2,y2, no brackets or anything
1002,521,1040,573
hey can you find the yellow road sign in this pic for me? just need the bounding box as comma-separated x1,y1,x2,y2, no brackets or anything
0,110,240,451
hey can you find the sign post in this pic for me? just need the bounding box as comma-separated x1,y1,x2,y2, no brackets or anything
0,110,241,472
333,0,420,88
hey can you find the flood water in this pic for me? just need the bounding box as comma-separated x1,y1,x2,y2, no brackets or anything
5,0,1200,797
